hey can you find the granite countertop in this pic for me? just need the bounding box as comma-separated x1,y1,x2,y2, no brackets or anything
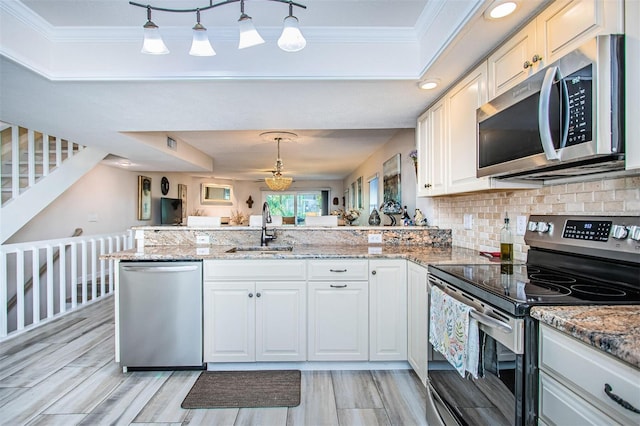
531,305,640,369
103,244,492,268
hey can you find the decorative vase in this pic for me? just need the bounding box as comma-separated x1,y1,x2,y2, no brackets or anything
368,208,381,226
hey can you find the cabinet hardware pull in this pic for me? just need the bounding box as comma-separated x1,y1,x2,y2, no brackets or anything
531,53,542,63
329,269,347,273
604,383,640,413
248,293,254,298
372,270,377,275
256,292,261,297
523,60,532,69
330,284,347,288
424,183,432,188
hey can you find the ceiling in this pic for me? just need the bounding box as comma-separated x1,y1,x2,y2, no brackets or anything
0,0,548,181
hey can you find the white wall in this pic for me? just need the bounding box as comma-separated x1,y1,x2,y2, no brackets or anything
343,129,430,225
6,165,344,243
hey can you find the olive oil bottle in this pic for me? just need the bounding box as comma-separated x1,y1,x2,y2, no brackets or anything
500,213,514,262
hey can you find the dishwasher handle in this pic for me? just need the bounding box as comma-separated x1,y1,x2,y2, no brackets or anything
121,265,200,273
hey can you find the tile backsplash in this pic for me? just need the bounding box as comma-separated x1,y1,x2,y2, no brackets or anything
431,175,640,261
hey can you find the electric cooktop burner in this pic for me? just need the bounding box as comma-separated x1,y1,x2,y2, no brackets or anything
431,263,640,308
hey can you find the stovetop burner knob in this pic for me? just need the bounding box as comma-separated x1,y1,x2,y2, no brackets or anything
536,221,551,233
527,221,538,232
629,225,640,241
611,224,629,240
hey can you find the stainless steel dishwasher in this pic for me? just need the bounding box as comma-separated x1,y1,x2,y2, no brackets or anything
118,260,204,371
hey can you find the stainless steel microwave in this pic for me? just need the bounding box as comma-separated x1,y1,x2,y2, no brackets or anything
476,35,624,181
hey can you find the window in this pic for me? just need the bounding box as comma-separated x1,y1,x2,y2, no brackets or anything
368,174,379,213
264,190,326,225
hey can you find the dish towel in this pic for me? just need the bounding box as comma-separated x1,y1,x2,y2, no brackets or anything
429,285,480,378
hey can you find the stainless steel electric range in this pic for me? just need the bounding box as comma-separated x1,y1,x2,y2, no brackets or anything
426,214,640,426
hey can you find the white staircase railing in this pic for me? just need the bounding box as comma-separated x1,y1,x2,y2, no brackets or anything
0,122,108,244
0,230,133,340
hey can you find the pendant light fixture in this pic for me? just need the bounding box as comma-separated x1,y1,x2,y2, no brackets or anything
141,6,169,54
189,9,216,56
262,132,295,191
277,2,306,52
238,0,265,49
130,0,307,56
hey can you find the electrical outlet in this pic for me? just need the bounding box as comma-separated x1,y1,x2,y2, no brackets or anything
463,214,473,230
516,215,527,236
368,234,382,244
87,213,98,222
196,235,210,244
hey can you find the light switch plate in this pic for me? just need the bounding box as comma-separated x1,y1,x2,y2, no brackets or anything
463,214,473,230
516,215,527,236
196,235,210,244
368,234,382,244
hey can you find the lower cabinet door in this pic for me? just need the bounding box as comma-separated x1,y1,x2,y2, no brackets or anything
407,262,428,385
203,281,255,362
307,281,369,361
255,281,306,361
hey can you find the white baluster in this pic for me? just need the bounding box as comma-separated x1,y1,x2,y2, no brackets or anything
70,243,77,309
81,240,87,304
58,243,66,314
91,239,97,300
27,129,35,187
11,125,19,200
46,244,54,318
32,247,40,325
99,238,106,296
0,251,7,337
16,248,24,331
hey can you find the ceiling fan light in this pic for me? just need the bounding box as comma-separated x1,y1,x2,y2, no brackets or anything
141,20,169,54
190,24,216,56
278,15,306,52
265,175,293,191
238,14,265,49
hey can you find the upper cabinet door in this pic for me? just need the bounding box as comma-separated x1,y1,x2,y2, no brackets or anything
417,99,448,197
487,21,538,99
447,62,489,193
537,0,623,65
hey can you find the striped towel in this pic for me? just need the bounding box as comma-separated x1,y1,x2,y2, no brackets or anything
429,285,480,378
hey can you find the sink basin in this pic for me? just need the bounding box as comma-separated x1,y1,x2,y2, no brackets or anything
225,245,293,253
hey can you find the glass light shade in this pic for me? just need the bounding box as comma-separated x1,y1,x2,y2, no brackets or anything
141,21,169,54
238,15,265,49
278,16,306,52
190,25,216,56
265,175,293,191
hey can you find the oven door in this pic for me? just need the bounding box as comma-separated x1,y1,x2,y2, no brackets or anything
426,274,531,425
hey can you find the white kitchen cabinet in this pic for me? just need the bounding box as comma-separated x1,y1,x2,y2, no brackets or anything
538,324,640,425
488,0,623,99
417,63,538,197
407,261,428,385
307,260,369,361
417,99,447,197
203,260,307,363
369,259,407,361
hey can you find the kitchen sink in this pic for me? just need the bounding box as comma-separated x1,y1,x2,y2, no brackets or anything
225,245,293,253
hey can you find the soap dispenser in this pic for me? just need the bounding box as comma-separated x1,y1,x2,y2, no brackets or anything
500,212,513,262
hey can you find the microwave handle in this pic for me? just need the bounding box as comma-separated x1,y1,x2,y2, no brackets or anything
538,66,561,160
560,80,570,149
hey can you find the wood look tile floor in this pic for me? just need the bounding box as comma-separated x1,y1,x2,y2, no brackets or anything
0,296,429,426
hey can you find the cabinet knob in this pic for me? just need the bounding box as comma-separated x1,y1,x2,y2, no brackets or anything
248,293,253,298
531,54,542,63
424,183,432,188
372,270,377,275
523,60,532,69
256,292,261,298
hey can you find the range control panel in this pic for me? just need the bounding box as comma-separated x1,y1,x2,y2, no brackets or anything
524,215,640,264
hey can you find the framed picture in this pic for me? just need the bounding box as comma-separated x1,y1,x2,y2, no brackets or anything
138,175,152,220
383,154,401,203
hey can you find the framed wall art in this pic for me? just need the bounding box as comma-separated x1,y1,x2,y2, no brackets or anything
383,154,401,204
138,175,152,220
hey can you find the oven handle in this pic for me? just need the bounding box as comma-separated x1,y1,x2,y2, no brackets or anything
430,280,513,334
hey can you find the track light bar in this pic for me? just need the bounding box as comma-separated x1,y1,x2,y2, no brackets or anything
129,0,307,56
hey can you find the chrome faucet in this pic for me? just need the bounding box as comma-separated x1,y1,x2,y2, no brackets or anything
261,202,277,246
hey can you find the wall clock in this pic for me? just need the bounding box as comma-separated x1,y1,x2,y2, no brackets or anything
161,176,169,195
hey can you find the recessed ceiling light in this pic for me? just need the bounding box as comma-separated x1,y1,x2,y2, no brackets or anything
485,1,517,19
418,79,439,90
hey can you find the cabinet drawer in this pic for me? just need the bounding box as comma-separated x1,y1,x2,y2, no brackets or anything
204,259,306,281
307,259,368,281
539,325,640,425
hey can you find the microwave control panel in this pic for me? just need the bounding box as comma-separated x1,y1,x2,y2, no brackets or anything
564,64,593,146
